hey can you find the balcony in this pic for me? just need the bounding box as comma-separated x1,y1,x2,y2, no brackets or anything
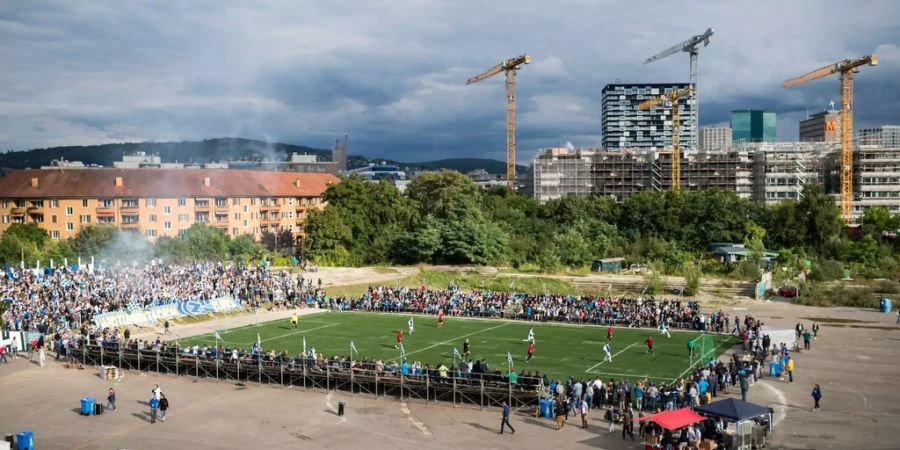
11,207,26,216
96,209,115,217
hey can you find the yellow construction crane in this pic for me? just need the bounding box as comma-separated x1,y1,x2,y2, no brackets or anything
467,54,531,188
784,55,878,223
638,86,693,191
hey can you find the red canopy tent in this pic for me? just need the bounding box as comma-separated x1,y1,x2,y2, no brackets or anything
636,408,705,430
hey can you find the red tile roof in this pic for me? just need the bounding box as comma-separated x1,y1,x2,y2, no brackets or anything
0,169,339,198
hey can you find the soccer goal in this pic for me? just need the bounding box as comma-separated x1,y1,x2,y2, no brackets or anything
689,334,716,368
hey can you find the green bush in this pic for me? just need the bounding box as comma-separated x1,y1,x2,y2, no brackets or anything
808,259,845,282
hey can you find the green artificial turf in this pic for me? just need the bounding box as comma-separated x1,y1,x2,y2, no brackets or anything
179,311,736,383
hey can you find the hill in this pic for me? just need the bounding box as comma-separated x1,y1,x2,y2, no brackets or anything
0,138,521,175
410,158,527,174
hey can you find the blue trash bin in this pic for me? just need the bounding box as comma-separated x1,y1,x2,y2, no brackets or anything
881,298,892,313
81,397,95,416
538,398,551,418
768,361,781,377
16,430,33,450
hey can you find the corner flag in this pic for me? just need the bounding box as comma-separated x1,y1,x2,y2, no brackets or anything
350,340,358,355
507,351,513,366
453,347,462,360
303,336,307,355
257,333,262,350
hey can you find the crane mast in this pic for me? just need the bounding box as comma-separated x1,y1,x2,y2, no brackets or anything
638,87,693,191
644,28,714,151
467,54,531,188
784,55,878,223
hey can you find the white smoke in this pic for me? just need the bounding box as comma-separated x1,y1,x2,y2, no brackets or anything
98,231,155,266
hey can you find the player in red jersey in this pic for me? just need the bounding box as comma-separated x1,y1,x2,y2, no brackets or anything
395,330,404,349
527,342,535,362
607,326,613,341
437,309,445,328
645,336,654,354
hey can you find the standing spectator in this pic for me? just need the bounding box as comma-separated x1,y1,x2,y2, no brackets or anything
605,406,615,433
579,398,589,428
621,406,634,441
739,374,749,402
811,322,819,338
811,384,822,411
802,330,812,350
0,345,7,364
159,394,169,422
785,356,795,383
106,388,117,411
555,398,566,430
499,401,515,434
37,335,45,368
152,384,162,400
149,396,159,423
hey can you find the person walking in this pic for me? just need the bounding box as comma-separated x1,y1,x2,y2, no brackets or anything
499,401,515,434
739,374,749,402
159,394,169,422
152,384,162,400
785,356,795,383
555,398,566,430
605,406,616,433
812,322,820,338
149,396,159,423
802,330,812,350
811,384,822,411
106,387,117,411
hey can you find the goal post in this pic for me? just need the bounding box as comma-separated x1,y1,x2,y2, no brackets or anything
689,334,715,368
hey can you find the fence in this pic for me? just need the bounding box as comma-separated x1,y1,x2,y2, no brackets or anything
72,343,543,410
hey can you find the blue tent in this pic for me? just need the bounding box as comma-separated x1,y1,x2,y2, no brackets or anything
694,398,772,421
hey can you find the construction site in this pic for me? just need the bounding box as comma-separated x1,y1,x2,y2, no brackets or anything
511,29,893,223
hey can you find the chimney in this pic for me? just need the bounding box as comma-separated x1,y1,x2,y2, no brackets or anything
30,177,38,188
203,176,211,187
115,176,123,187
293,178,301,188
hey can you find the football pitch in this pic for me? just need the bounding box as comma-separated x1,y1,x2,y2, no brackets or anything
180,311,737,383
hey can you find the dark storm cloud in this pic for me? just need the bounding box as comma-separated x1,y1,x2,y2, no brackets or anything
0,1,898,163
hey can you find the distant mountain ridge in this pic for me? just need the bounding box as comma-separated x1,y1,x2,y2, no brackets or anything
0,138,523,174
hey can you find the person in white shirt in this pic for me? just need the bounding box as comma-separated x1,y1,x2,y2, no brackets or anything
603,343,613,363
658,321,671,338
526,327,535,343
152,384,162,400
408,317,414,335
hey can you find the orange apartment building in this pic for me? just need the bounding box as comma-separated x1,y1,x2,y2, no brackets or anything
0,168,339,243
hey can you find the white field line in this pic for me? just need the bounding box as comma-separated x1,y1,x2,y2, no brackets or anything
388,322,512,361
586,342,640,372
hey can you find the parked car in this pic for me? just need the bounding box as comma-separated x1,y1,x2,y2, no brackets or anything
778,286,799,298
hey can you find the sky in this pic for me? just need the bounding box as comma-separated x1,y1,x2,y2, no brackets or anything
1,1,898,163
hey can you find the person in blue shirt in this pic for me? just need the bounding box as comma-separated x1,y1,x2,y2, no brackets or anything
149,396,160,423
499,401,515,434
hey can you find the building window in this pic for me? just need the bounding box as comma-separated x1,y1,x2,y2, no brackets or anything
51,215,57,224
243,205,248,213
232,228,238,235
98,216,115,224
164,206,172,214
195,213,209,223
121,215,139,224
243,219,248,227
51,230,59,239
66,222,74,231
1,200,7,208
65,207,73,216
101,199,115,208
178,198,186,207
147,198,156,207
146,229,157,238
82,199,89,208
233,213,239,220
80,214,90,224
122,198,138,208
164,221,172,230
50,199,58,208
215,198,227,208
149,214,157,223
2,215,7,224
178,213,189,222
15,200,25,208
232,198,240,206
195,199,210,207
251,198,256,206
31,200,44,208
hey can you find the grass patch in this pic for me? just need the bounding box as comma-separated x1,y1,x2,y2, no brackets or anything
181,311,736,382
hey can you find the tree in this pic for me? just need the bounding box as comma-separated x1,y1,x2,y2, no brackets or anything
796,184,843,255
405,170,482,221
71,225,118,257
229,234,265,260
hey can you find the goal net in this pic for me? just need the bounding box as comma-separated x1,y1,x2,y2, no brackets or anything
690,334,715,368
